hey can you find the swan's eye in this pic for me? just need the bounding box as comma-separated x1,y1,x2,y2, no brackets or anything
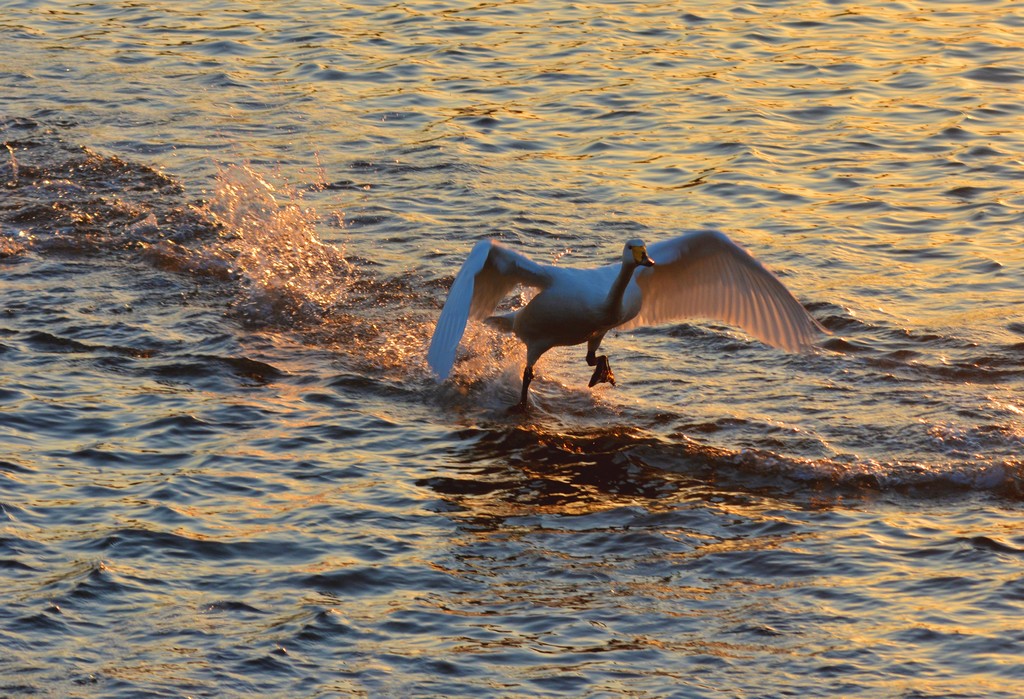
631,246,647,264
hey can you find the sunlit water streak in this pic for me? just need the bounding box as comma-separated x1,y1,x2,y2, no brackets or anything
1,1,1023,697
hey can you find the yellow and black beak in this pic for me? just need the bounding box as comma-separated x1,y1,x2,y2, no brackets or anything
632,246,655,267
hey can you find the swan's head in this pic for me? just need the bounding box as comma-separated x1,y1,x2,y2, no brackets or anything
623,239,655,268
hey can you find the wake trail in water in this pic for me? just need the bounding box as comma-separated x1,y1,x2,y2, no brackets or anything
3,119,1021,500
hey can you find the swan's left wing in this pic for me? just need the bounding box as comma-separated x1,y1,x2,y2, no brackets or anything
427,240,551,381
621,230,825,352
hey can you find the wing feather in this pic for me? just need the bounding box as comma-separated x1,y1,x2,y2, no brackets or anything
623,230,824,352
426,240,552,380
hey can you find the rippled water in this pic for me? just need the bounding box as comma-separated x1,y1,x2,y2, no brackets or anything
2,1,1023,696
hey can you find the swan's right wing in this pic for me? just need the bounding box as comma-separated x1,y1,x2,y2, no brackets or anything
622,230,825,352
427,240,551,381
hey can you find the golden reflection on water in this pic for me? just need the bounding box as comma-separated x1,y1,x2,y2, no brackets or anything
3,2,1023,696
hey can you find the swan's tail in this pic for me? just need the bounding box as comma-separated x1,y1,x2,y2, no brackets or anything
484,312,516,333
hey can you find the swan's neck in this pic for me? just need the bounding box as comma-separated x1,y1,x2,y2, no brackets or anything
604,262,637,315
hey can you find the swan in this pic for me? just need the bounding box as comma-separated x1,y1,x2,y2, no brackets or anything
427,230,824,409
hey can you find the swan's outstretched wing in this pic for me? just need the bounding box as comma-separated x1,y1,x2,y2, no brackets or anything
427,240,552,380
622,230,825,352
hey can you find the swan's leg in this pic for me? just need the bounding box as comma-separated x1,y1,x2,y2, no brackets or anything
511,345,545,412
586,336,616,388
517,364,534,407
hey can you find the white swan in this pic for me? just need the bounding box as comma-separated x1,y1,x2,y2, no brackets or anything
427,230,824,409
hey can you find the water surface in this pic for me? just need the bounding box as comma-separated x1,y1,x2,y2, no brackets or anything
2,1,1023,696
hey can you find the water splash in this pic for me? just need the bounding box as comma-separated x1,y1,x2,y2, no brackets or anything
186,165,475,379
202,164,351,327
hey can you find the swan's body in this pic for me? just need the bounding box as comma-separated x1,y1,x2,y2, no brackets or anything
427,230,824,409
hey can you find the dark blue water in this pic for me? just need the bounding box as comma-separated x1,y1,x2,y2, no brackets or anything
2,1,1023,696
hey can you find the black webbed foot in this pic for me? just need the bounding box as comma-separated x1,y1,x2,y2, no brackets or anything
588,355,616,388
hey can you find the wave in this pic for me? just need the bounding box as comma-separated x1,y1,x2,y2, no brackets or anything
434,421,1024,507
